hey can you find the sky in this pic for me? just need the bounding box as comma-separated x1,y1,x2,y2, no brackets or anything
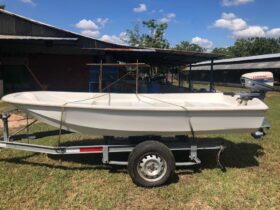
1,0,280,50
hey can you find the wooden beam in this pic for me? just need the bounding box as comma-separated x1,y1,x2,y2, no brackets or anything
25,65,45,90
87,63,150,68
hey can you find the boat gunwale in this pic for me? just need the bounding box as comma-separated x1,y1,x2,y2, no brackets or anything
5,101,268,112
2,92,269,112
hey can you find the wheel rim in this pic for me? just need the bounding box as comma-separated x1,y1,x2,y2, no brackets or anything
137,154,167,182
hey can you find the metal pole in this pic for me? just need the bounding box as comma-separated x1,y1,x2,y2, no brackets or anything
136,59,139,94
2,113,10,142
210,59,214,92
189,64,193,91
178,71,181,87
26,114,29,143
99,60,103,93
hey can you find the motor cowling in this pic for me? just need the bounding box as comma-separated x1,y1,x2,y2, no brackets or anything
241,71,274,92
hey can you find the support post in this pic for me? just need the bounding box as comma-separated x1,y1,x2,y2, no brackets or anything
102,146,109,164
136,59,139,94
189,64,193,92
209,59,214,92
1,113,10,142
99,60,103,93
178,71,181,87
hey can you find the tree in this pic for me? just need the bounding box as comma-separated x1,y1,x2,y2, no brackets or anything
212,47,234,57
234,38,280,56
174,41,205,52
0,5,5,9
212,37,280,57
125,23,142,47
126,19,170,49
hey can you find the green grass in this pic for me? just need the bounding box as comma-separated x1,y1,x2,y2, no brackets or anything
0,88,280,209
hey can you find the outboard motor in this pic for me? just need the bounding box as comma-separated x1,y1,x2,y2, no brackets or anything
240,71,274,139
240,71,274,100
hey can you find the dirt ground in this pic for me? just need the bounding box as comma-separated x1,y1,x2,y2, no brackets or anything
0,114,31,129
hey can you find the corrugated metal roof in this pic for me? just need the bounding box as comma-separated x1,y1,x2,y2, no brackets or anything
0,9,223,65
191,61,280,71
0,9,124,48
0,35,78,41
193,53,280,66
85,48,223,66
89,47,222,57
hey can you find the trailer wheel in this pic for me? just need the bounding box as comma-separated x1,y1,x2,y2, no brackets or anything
128,140,175,187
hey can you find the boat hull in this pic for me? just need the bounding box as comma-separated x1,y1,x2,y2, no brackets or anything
2,91,268,137
15,103,266,137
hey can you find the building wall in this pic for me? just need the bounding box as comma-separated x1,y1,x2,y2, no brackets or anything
0,10,129,94
28,54,93,91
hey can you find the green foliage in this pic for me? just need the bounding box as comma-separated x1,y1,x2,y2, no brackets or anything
0,5,5,9
212,47,233,57
212,37,280,58
174,41,205,52
126,19,170,49
126,20,280,57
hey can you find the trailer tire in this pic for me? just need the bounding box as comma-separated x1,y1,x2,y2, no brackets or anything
128,140,175,187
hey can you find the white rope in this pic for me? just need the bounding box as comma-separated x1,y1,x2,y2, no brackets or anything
57,71,134,145
137,94,195,138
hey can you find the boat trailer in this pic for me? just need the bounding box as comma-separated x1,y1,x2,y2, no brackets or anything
0,111,226,187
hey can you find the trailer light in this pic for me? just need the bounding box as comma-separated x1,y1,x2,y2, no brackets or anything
79,147,103,153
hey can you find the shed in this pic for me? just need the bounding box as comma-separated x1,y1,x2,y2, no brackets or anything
190,53,280,86
0,9,221,95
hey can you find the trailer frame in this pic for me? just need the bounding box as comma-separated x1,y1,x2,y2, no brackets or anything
0,111,226,186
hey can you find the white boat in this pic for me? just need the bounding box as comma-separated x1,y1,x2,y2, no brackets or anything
2,91,268,137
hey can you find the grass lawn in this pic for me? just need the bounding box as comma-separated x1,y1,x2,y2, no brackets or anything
0,88,279,209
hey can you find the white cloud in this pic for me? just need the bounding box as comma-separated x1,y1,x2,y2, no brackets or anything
222,0,254,7
75,17,110,40
267,28,280,38
133,3,147,13
233,26,266,38
96,18,109,28
81,30,100,38
222,12,236,19
167,13,176,19
20,0,35,6
119,32,129,43
213,12,247,31
212,12,280,39
100,32,128,45
75,19,98,30
191,37,214,50
159,13,176,23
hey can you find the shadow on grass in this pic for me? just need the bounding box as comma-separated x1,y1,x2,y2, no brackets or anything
0,153,107,171
57,136,264,171
10,129,72,141
0,136,264,185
